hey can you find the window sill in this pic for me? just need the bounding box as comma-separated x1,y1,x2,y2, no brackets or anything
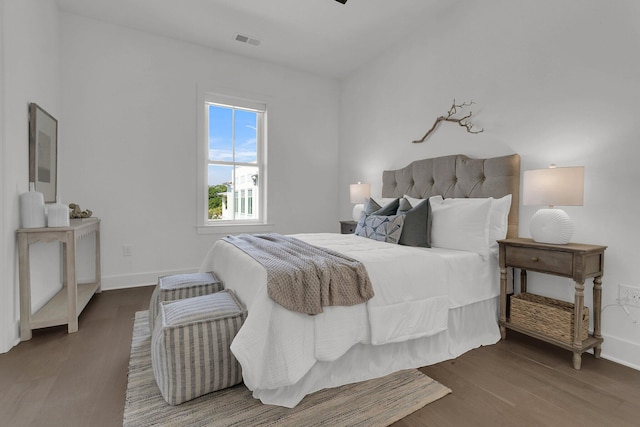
196,223,275,235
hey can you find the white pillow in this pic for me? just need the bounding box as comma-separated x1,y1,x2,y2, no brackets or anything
428,195,444,205
438,195,512,250
488,194,512,244
430,197,493,257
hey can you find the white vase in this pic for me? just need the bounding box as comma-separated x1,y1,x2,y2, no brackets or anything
47,196,70,227
20,183,46,228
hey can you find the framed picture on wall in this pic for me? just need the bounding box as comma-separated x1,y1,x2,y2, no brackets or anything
29,103,57,203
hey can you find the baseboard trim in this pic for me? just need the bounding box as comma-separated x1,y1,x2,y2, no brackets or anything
600,333,640,371
0,338,20,354
100,268,198,290
0,322,20,354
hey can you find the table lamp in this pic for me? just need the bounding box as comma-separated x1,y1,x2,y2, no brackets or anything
523,165,584,244
350,182,370,222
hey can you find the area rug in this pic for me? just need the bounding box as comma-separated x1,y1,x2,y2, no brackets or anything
124,311,451,427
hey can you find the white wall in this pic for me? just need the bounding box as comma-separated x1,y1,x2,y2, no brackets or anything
0,0,6,352
339,0,640,369
58,13,340,289
1,0,61,352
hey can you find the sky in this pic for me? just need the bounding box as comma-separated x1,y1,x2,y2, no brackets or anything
208,104,258,186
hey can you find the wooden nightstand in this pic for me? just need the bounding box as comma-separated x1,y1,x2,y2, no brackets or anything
498,238,606,369
339,220,357,234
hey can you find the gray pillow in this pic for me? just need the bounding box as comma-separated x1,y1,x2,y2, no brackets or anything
398,198,431,247
362,197,382,215
362,198,400,216
397,197,413,213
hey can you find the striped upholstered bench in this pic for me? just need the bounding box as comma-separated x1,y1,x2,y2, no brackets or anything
151,289,247,405
148,272,223,333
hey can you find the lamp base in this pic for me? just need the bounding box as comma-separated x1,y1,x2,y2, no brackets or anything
529,208,573,244
352,204,364,222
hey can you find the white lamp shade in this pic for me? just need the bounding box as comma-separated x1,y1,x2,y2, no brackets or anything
349,182,370,204
523,166,584,207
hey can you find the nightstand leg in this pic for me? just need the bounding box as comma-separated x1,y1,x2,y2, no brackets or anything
573,352,582,370
499,267,507,339
593,276,603,358
573,280,585,370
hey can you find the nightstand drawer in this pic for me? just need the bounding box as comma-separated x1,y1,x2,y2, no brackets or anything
505,246,573,276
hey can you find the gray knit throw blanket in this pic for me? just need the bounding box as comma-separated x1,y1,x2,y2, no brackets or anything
222,233,374,315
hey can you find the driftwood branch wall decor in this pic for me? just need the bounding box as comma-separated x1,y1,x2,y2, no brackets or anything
412,99,484,143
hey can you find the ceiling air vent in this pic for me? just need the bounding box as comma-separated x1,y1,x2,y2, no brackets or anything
235,34,261,47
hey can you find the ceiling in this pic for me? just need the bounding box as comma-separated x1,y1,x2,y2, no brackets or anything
55,0,446,78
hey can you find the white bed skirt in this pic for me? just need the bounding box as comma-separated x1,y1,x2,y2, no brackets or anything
253,296,500,407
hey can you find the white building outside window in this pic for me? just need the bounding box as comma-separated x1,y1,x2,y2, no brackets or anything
198,92,267,228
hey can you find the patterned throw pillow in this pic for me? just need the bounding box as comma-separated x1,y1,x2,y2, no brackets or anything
355,214,405,244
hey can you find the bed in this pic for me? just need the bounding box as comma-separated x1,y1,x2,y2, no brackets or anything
199,153,520,408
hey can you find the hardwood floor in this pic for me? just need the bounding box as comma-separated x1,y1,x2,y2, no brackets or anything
1,286,639,427
396,335,640,427
0,286,154,427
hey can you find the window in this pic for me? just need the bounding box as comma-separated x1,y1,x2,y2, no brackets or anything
199,93,266,226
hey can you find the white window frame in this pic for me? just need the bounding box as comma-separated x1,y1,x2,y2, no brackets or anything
196,91,271,233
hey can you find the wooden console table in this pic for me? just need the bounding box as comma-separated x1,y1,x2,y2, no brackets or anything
498,238,606,369
17,218,101,340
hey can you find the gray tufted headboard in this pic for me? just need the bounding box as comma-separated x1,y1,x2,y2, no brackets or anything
382,154,521,238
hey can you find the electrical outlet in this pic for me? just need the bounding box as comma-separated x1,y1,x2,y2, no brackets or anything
619,284,640,308
123,245,133,257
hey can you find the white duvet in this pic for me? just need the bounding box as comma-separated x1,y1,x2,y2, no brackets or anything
199,233,499,405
